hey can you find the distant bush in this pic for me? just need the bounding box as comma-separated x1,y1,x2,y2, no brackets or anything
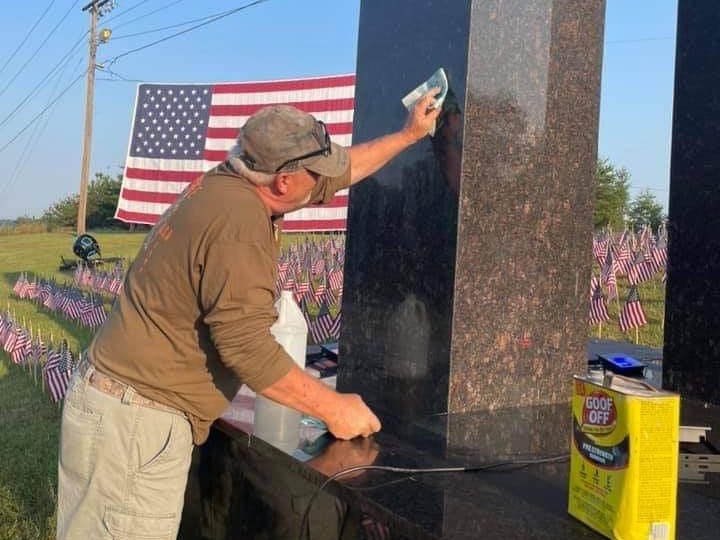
0,219,49,235
42,172,132,230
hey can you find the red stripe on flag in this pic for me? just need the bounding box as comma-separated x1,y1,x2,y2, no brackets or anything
282,219,347,232
309,196,348,209
120,187,335,208
125,167,202,183
212,75,355,94
326,122,353,136
205,122,353,140
205,127,239,139
116,208,161,225
204,145,357,163
116,201,348,226
204,150,229,162
121,188,179,205
210,98,354,117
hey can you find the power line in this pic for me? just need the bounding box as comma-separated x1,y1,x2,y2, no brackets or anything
0,55,85,203
0,31,88,130
102,0,155,25
0,70,87,156
102,0,269,67
0,0,58,77
111,4,244,40
96,77,144,82
99,66,145,82
111,0,188,32
0,126,45,206
0,0,83,100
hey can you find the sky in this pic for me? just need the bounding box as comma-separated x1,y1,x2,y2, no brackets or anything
0,0,678,220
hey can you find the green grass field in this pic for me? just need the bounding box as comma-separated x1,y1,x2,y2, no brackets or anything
590,277,666,348
0,231,666,539
0,232,145,540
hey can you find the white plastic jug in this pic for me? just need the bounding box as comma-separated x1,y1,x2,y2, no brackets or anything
253,291,308,452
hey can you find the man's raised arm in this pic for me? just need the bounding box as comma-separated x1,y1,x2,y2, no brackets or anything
347,88,442,184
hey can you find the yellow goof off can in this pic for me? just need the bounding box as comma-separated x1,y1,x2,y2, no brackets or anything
568,374,680,540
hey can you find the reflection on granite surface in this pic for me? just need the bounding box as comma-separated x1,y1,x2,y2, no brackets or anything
182,426,351,540
183,386,719,539
664,0,720,405
181,343,720,539
340,0,605,440
444,403,570,460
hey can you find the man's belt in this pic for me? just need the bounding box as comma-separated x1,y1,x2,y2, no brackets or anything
79,361,186,419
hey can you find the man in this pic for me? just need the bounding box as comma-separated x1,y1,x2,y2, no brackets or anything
57,88,441,539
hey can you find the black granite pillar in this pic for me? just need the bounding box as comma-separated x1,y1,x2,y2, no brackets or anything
663,0,720,404
338,0,605,450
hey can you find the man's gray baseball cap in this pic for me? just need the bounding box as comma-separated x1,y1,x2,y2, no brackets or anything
237,105,349,178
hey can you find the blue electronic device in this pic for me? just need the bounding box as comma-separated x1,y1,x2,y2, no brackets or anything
597,354,646,376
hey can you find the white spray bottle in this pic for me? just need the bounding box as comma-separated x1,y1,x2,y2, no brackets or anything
253,291,308,452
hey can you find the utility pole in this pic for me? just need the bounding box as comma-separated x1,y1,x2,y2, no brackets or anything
77,0,113,236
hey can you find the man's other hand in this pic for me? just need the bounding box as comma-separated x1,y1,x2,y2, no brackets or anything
324,393,381,440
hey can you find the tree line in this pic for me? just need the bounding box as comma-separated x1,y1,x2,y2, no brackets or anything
7,173,148,232
41,172,133,230
7,160,664,233
594,158,665,232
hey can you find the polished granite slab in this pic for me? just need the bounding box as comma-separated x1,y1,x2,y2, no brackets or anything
664,0,720,404
180,342,720,540
340,0,605,433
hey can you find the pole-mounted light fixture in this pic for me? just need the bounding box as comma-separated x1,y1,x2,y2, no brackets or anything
98,28,112,43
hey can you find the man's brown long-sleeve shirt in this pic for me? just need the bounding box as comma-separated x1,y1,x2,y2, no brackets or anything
88,163,349,444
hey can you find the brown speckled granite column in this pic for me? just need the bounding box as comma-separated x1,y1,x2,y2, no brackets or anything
339,0,605,451
663,0,720,404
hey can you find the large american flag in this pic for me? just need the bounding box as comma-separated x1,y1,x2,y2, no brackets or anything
115,74,355,231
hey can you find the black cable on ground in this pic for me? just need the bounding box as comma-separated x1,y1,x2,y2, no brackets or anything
296,454,570,540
